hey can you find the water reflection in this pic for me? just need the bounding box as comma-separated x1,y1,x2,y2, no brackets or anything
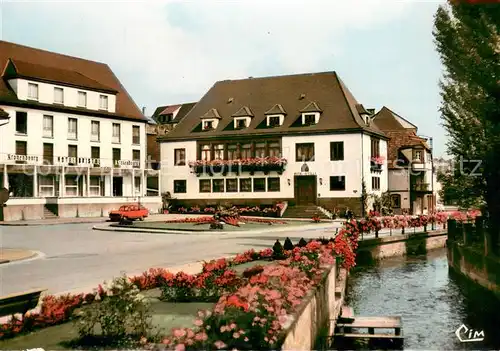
344,248,500,350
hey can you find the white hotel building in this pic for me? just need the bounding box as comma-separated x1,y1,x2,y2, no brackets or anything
0,41,161,221
159,72,389,216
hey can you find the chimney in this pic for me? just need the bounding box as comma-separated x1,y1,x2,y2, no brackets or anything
142,107,146,116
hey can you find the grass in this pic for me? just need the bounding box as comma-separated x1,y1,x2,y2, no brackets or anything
124,219,321,232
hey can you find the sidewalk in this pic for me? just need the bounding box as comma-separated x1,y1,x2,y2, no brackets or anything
0,216,109,226
0,248,37,264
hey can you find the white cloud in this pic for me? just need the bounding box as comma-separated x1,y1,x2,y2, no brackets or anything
2,0,415,109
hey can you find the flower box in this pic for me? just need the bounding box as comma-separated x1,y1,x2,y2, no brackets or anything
188,157,287,175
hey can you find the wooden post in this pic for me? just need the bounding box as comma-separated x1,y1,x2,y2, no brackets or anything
475,216,484,243
448,219,457,241
484,230,494,256
464,223,473,245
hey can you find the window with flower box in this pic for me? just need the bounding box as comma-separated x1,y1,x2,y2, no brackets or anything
174,180,187,193
253,178,266,192
228,144,238,160
240,178,251,192
201,144,211,161
371,138,380,158
226,179,238,192
214,144,224,160
213,179,224,192
296,143,314,162
255,143,266,158
199,179,211,193
267,177,280,192
241,143,252,159
268,142,281,157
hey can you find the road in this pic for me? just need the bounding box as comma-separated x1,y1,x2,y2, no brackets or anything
0,222,342,296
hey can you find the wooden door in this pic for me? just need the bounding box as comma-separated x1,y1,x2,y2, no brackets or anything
295,176,317,205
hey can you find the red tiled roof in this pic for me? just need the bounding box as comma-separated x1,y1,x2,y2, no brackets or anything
159,105,181,115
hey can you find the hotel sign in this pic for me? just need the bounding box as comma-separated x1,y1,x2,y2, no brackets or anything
294,172,316,176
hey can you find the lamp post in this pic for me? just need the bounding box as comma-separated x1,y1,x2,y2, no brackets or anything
419,135,435,230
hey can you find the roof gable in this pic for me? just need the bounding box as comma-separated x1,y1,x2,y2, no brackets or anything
0,40,145,121
200,108,221,119
231,106,254,118
299,101,322,113
265,104,287,115
373,106,417,131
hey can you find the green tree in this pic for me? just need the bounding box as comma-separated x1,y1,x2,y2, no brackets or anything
433,1,500,253
437,167,484,209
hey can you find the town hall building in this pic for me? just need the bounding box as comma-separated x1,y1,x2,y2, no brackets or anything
158,71,389,216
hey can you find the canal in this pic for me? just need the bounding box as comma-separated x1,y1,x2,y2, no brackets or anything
343,248,500,350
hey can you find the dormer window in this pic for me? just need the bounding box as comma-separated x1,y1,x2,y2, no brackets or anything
299,101,322,126
203,120,214,130
265,104,286,127
200,108,221,131
268,116,281,127
236,119,247,129
28,83,38,100
231,106,253,130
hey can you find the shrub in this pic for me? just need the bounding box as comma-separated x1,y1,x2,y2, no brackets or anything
272,240,286,260
283,237,294,250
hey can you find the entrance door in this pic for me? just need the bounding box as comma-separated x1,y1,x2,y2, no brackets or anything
113,177,123,196
295,176,317,205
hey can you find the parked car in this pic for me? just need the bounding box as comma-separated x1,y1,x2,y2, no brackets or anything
109,204,149,222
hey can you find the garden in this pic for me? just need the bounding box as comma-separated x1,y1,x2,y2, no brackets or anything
0,210,478,350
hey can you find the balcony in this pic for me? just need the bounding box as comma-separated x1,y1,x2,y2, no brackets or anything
188,157,287,176
412,183,431,192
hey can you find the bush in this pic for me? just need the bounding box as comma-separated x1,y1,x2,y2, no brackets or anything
74,274,152,345
283,237,294,250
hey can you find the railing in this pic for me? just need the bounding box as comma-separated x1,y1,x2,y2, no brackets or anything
412,183,430,191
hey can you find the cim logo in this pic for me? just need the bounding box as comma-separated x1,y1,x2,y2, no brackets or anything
455,324,485,343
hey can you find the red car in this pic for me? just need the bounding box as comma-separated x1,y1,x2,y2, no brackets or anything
109,205,149,222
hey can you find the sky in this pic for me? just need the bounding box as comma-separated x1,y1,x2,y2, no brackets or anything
1,0,448,156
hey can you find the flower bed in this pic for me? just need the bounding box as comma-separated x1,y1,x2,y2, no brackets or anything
172,204,284,218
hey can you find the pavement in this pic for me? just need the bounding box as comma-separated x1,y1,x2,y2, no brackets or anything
0,248,38,264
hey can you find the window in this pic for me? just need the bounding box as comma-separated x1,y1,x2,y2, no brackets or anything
68,118,78,140
78,91,87,107
330,142,344,161
236,119,246,129
134,176,141,195
241,143,252,159
228,144,238,160
43,115,54,138
267,177,280,192
413,149,423,161
255,143,266,158
132,150,141,168
296,143,315,162
89,176,103,196
54,87,64,104
68,145,78,165
213,179,224,192
268,142,281,157
214,144,224,160
28,83,38,100
43,143,53,165
15,111,27,134
240,178,251,192
99,95,108,110
203,120,213,130
112,123,121,143
132,126,140,144
253,178,266,192
391,194,401,208
199,179,211,193
65,175,79,196
112,148,121,167
39,175,55,197
268,116,280,127
91,146,100,166
303,114,315,125
372,176,380,190
330,176,345,191
91,121,100,142
226,179,238,192
15,141,27,164
174,148,186,166
174,180,187,193
201,144,211,161
371,138,380,158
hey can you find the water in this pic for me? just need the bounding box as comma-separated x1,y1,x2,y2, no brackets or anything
344,248,500,350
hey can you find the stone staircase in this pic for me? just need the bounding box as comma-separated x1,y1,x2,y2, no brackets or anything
43,205,58,219
282,205,330,219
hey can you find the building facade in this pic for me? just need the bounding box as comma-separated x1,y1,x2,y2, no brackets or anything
159,72,389,216
0,41,161,221
373,106,437,214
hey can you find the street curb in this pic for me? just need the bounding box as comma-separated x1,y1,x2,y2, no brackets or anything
0,219,109,227
0,259,10,264
0,250,39,264
93,222,337,235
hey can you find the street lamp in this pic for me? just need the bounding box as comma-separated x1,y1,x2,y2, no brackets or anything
419,135,435,229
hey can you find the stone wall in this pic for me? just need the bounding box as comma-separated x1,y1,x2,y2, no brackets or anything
356,230,448,264
2,204,44,221
318,197,362,217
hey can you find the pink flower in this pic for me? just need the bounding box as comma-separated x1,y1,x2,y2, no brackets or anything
173,329,186,338
195,332,208,341
244,337,249,342
194,319,204,327
187,328,195,338
220,326,227,333
214,340,227,349
162,338,171,345
233,332,240,339
230,323,237,330
175,344,186,351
